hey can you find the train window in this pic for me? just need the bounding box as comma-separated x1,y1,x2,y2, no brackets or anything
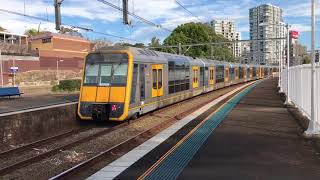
200,67,205,87
168,60,190,94
152,69,157,89
130,64,138,104
112,63,128,86
84,64,99,84
139,65,145,100
253,67,257,77
215,66,224,83
99,64,112,86
239,67,244,79
158,69,162,89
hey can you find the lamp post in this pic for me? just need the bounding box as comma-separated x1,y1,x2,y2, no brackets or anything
258,22,289,94
284,23,291,105
56,59,64,85
305,0,319,135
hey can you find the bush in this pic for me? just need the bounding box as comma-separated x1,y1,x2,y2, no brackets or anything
52,79,81,92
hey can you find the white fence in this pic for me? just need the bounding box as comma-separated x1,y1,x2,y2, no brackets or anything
281,64,320,130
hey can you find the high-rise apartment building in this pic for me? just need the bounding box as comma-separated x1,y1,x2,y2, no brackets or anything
249,4,286,65
207,20,241,58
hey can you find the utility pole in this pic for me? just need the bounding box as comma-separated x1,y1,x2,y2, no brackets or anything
178,43,182,55
284,23,291,105
122,0,130,25
305,0,319,135
54,0,62,30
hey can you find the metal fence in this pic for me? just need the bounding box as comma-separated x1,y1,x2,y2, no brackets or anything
281,64,320,128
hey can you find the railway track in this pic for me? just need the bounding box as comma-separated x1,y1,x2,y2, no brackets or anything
0,82,252,179
0,127,91,158
50,82,254,179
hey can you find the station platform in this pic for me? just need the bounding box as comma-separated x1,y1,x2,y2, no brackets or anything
89,78,320,180
0,93,78,114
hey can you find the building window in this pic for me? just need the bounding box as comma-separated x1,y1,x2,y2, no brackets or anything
42,38,51,43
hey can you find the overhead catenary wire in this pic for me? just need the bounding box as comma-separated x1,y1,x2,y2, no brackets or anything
147,37,287,49
0,8,139,42
96,0,172,32
95,0,204,45
174,0,201,22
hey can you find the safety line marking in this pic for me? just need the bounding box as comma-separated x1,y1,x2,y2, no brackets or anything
0,102,77,117
86,81,258,180
139,81,259,180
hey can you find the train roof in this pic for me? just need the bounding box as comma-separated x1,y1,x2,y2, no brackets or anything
95,46,272,67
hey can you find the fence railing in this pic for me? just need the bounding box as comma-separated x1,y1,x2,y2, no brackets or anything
281,64,320,129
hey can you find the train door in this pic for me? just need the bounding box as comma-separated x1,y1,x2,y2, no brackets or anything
151,64,163,98
209,67,215,85
192,66,199,88
224,67,230,82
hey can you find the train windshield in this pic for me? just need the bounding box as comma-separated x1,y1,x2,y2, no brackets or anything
84,53,128,86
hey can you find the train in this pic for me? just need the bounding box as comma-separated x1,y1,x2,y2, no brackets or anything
77,46,276,121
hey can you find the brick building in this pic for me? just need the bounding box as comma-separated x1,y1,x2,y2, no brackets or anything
0,32,93,85
30,32,92,72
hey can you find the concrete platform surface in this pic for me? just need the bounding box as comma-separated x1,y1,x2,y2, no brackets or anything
0,93,78,114
113,78,320,180
178,78,320,180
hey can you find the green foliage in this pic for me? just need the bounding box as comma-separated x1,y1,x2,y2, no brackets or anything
24,28,43,36
59,26,83,37
52,79,81,92
302,56,311,64
116,42,145,48
162,22,235,62
149,37,161,47
133,43,145,48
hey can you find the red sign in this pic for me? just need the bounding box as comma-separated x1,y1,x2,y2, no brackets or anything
291,31,299,39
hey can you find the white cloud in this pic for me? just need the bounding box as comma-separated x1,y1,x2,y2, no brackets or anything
291,24,311,32
0,13,57,35
0,0,316,45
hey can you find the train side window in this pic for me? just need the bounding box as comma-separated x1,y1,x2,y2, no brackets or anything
139,65,145,100
130,64,138,104
158,69,162,89
152,69,157,89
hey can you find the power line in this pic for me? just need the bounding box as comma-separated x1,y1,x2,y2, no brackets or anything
175,0,201,22
0,8,139,42
96,0,172,32
148,37,286,49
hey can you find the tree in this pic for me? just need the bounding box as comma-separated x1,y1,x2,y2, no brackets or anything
92,38,112,51
133,43,145,48
59,26,83,37
24,28,46,36
149,37,161,47
162,22,234,61
302,56,311,64
113,42,145,48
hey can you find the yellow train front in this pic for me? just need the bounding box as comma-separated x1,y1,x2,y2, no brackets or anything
78,48,133,121
77,46,276,121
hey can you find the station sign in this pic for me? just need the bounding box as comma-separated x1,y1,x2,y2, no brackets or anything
291,31,299,39
10,67,19,73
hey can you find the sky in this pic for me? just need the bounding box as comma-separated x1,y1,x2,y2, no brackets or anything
0,0,319,50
